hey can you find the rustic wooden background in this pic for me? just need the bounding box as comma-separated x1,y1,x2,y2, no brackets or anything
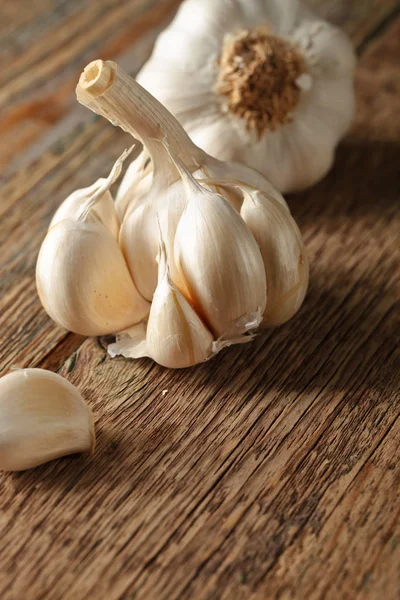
1,1,399,598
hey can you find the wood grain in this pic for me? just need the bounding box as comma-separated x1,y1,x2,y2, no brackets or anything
0,1,399,599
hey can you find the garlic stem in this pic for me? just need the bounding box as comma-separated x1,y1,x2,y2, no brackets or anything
76,60,203,177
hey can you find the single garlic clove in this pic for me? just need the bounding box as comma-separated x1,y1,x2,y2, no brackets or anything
172,155,267,339
119,176,192,302
0,369,95,471
36,214,150,336
146,233,214,368
50,148,132,239
240,190,309,327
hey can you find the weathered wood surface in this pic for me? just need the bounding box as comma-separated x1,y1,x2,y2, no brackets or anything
0,1,399,599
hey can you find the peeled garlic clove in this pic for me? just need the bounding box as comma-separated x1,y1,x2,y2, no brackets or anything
0,369,95,471
36,214,150,336
173,157,267,338
50,148,132,239
240,190,309,327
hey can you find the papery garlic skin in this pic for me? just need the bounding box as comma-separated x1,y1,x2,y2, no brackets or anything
36,214,150,336
137,0,356,193
0,369,94,471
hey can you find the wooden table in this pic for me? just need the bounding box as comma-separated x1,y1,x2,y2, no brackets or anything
1,1,399,598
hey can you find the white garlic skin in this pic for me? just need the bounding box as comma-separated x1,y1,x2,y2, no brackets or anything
0,369,95,471
50,183,120,240
137,0,356,193
36,216,150,336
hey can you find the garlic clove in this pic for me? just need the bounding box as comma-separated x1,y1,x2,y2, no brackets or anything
50,148,132,239
171,153,267,338
36,214,150,336
0,369,95,471
119,175,193,302
119,200,158,302
145,232,214,368
195,177,308,327
110,233,215,368
240,189,309,327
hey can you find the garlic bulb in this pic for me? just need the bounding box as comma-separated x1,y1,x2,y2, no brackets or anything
0,369,94,471
37,202,150,337
70,59,309,367
49,148,132,238
137,0,356,193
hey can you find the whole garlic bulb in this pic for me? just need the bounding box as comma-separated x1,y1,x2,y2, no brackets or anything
0,369,95,471
67,59,310,368
137,0,356,193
